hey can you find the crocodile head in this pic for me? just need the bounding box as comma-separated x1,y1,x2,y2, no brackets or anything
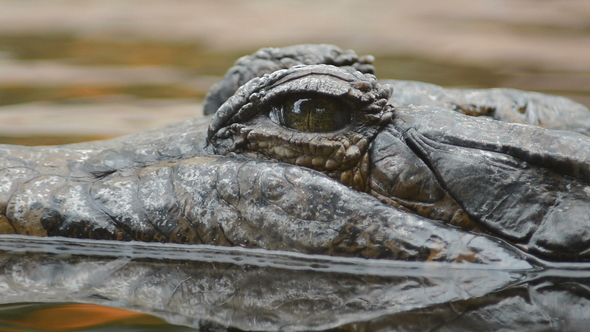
206,62,590,261
207,64,477,231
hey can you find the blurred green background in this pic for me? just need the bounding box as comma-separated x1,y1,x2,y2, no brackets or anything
0,0,589,145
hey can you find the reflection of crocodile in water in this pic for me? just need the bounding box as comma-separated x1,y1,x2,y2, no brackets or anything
2,235,590,331
2,44,590,264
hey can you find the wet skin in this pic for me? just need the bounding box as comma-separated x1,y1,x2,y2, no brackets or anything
2,45,590,264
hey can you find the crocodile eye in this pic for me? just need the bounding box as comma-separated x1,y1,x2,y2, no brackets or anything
269,95,353,132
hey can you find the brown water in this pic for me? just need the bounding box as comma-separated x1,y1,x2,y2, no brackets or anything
0,0,589,145
0,303,194,332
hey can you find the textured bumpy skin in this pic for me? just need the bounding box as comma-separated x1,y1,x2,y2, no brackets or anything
390,107,590,260
0,119,528,265
3,44,590,263
383,79,590,134
203,44,375,115
207,64,393,191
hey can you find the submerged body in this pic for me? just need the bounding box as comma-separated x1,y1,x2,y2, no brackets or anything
2,45,590,264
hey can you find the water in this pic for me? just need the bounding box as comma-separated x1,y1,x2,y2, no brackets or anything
0,26,588,146
0,303,194,332
1,235,590,331
3,235,589,332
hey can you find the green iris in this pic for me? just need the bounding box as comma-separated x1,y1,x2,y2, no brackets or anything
269,95,353,132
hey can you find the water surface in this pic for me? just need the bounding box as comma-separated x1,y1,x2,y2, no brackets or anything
4,235,590,331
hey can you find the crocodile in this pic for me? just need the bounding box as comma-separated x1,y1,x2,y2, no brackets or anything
2,44,590,264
